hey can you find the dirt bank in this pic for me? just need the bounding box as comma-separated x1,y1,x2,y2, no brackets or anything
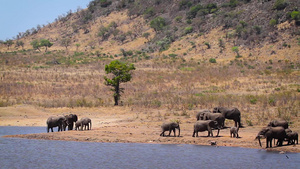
1,105,299,153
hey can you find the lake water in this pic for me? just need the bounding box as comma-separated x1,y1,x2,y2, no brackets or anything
0,126,299,169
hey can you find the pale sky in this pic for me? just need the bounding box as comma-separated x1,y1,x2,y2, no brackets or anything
0,0,91,41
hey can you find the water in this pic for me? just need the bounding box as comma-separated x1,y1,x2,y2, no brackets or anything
0,127,299,169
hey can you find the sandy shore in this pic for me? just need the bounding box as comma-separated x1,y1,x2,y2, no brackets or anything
1,105,299,153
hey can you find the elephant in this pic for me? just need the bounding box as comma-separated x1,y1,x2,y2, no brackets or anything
286,131,298,145
64,114,78,130
46,115,67,133
75,117,92,131
160,122,180,137
196,109,211,121
213,107,241,127
267,120,288,129
202,112,225,129
255,126,286,148
230,126,239,138
192,120,219,137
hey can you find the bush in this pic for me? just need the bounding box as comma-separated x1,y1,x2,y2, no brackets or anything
209,58,217,63
291,11,300,21
150,17,166,32
250,98,257,104
175,16,183,23
169,53,177,58
273,0,288,10
179,0,192,10
144,7,155,18
187,4,203,19
204,42,211,49
253,25,262,35
184,26,193,34
229,0,239,8
269,19,277,26
100,0,112,8
156,37,171,52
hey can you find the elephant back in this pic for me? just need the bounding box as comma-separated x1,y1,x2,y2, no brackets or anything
196,109,211,120
268,120,288,129
46,116,55,124
194,120,211,131
272,127,286,139
161,122,179,130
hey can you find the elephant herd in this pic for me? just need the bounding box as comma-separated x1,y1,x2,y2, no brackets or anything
46,114,92,133
160,106,241,138
256,120,298,148
160,107,298,149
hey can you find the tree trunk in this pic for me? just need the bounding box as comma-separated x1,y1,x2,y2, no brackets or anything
114,83,120,106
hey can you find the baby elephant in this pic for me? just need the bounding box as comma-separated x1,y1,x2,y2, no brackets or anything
230,126,239,138
75,117,92,131
160,122,180,137
286,131,298,145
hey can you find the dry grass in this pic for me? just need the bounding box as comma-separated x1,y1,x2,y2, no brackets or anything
0,49,299,128
0,11,299,128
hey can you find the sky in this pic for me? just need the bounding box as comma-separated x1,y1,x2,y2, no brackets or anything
0,0,92,41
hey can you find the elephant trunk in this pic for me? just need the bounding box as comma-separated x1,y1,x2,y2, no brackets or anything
177,127,180,137
256,135,262,147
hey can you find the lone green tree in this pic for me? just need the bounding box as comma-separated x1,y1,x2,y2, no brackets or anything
232,46,241,58
31,39,41,52
104,60,135,106
40,39,53,52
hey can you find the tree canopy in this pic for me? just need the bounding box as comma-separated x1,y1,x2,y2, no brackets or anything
104,60,135,106
31,39,53,52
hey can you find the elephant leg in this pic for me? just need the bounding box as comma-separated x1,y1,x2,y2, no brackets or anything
208,130,213,137
216,129,220,137
278,139,283,146
168,129,172,136
160,131,165,136
192,131,195,137
51,127,53,132
173,129,176,137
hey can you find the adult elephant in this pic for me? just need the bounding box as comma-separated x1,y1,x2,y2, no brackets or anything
160,122,180,137
192,120,219,137
213,107,241,127
75,117,92,131
267,120,288,129
46,115,67,133
196,109,211,121
202,112,225,129
65,114,78,130
255,126,286,148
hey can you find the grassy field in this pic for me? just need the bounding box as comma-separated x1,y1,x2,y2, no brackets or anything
0,45,299,128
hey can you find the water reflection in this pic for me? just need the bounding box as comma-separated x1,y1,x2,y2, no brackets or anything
0,126,299,169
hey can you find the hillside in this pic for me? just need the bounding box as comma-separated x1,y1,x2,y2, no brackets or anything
0,0,299,128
